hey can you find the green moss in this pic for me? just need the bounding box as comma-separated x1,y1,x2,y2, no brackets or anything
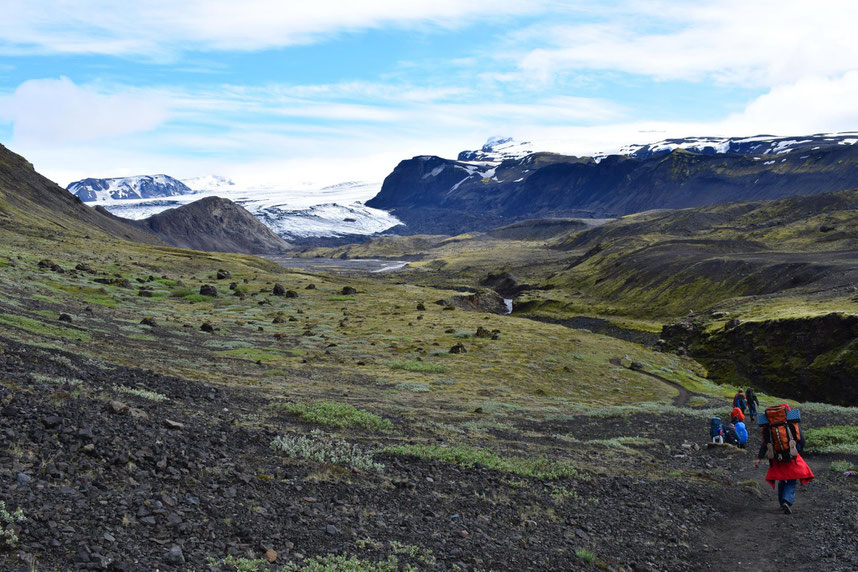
216,347,300,363
268,400,393,432
0,313,91,342
182,293,214,303
384,359,446,373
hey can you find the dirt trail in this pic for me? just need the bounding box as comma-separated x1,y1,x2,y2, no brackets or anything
700,433,852,571
610,357,695,406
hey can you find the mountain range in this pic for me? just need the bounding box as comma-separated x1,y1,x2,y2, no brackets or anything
68,174,192,201
367,133,858,235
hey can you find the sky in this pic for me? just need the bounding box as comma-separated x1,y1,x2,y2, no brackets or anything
2,1,858,190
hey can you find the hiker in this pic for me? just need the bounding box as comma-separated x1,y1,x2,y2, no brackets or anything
754,403,814,514
710,416,724,444
734,419,748,448
730,406,745,424
723,423,741,446
732,389,747,414
746,387,760,422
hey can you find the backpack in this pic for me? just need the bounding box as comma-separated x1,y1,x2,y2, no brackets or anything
710,417,724,443
762,405,801,462
723,425,740,446
735,421,748,445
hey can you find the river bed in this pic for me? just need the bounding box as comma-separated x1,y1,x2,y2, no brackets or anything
266,256,409,273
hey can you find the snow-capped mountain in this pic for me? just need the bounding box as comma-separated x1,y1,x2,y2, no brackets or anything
619,132,858,159
68,175,191,202
457,136,535,162
77,179,401,242
181,175,236,192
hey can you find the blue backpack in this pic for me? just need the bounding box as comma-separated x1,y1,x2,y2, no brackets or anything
710,417,724,441
735,421,748,445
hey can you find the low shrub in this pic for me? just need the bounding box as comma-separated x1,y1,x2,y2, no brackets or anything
206,555,267,571
829,460,856,473
283,553,400,571
804,426,858,454
113,384,168,402
0,501,25,547
270,430,384,473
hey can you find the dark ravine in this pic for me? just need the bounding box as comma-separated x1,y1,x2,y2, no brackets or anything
661,313,858,406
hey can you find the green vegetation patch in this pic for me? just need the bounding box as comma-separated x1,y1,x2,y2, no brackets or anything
0,313,92,342
284,553,399,572
804,426,858,454
270,430,384,473
113,384,168,402
327,295,356,301
269,400,393,432
830,460,856,473
216,347,300,362
182,293,215,303
384,359,446,373
384,443,579,479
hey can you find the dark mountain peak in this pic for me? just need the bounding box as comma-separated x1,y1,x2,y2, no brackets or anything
132,196,290,254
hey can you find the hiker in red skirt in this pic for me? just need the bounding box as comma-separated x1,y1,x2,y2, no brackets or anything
754,403,814,514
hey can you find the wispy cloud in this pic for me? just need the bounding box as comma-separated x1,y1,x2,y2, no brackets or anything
0,1,549,58
509,1,858,87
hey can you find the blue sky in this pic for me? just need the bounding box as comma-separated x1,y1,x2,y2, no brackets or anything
1,1,857,189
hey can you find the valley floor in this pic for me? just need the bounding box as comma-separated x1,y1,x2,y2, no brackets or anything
1,334,856,571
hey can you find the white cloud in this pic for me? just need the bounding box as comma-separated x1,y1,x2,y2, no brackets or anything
726,72,858,134
513,1,858,87
0,77,168,144
0,1,548,58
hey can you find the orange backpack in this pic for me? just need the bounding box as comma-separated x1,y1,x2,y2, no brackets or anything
763,405,800,462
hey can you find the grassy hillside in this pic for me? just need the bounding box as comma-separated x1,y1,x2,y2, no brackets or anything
2,147,857,570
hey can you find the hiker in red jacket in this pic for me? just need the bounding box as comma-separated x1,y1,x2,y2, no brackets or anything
731,407,745,424
754,404,814,514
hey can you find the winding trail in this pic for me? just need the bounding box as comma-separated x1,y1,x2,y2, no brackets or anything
610,357,695,406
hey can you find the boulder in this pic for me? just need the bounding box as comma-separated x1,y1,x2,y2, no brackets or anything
216,269,231,279
273,284,286,296
199,284,218,297
450,342,467,354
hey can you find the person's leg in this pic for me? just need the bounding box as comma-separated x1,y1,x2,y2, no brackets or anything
781,480,797,506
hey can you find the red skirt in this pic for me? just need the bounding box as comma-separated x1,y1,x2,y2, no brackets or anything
765,453,814,487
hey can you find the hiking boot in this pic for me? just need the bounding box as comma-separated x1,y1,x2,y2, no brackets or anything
781,503,792,515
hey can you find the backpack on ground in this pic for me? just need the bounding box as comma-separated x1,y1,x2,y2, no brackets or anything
760,405,801,462
710,416,724,443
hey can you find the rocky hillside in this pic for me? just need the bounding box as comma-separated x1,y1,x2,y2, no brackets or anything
0,144,164,245
367,134,858,235
128,196,291,254
68,174,191,201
